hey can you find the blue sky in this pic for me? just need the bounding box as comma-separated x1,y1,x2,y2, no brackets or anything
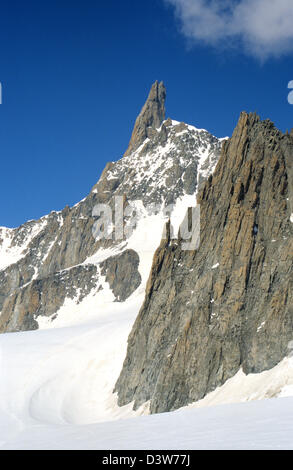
0,0,292,227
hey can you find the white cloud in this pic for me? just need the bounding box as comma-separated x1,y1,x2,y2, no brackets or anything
166,0,293,60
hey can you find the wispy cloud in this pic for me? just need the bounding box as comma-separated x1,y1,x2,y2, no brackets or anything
166,0,293,60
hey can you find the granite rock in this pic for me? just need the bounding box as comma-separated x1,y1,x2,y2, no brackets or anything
115,112,293,413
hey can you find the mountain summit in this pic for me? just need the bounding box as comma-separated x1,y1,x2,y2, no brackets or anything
124,80,166,157
0,82,222,333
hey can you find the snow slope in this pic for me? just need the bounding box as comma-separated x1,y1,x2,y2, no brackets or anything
1,295,293,450
1,391,293,449
0,294,147,429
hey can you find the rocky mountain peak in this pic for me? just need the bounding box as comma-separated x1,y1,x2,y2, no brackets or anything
124,80,166,157
0,81,223,333
115,111,293,414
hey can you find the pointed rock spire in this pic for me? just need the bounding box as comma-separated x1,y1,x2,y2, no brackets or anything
124,81,166,157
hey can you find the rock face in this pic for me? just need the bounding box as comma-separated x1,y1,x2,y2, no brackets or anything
0,250,140,332
0,82,223,333
124,81,166,157
100,250,141,302
115,112,293,413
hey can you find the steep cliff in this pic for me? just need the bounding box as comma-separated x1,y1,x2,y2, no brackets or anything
124,81,166,157
115,112,293,413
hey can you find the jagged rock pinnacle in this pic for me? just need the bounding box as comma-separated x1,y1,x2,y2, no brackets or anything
124,81,166,157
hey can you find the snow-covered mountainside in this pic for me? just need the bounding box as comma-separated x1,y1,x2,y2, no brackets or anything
0,81,223,333
0,81,292,450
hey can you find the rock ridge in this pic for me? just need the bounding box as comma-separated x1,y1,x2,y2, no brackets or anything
115,111,293,413
124,81,166,157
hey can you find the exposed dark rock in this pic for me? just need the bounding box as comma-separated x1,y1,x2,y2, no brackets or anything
100,250,141,302
115,112,293,413
0,264,99,332
124,81,166,157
